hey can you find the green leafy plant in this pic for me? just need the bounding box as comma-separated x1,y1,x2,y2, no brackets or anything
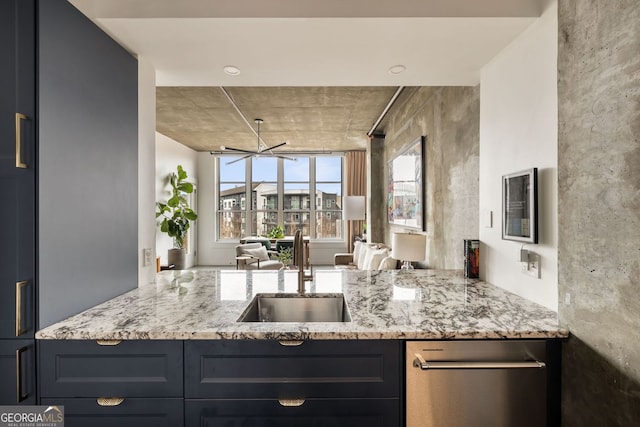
267,225,285,239
156,165,198,249
276,247,293,266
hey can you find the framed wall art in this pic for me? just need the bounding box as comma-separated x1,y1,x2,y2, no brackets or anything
502,167,538,243
387,136,425,230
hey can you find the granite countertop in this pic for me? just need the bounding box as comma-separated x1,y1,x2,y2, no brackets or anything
35,269,568,340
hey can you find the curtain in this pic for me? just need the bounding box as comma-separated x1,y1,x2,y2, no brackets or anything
345,151,367,252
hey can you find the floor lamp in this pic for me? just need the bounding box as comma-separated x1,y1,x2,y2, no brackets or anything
343,196,365,251
391,232,426,270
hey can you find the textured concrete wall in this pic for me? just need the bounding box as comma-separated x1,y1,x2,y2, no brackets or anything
558,1,640,425
380,87,479,269
368,136,386,244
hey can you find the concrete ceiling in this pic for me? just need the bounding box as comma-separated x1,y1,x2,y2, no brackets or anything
68,0,544,152
157,86,400,152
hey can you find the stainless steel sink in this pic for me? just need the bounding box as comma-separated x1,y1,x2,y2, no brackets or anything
237,293,351,322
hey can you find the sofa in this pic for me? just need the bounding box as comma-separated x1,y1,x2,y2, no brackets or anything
334,241,399,270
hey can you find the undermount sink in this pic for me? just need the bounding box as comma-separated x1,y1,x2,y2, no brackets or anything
238,293,352,323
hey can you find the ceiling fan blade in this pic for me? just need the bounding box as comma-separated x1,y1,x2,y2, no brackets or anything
225,154,253,165
222,146,259,154
260,141,288,152
275,155,298,161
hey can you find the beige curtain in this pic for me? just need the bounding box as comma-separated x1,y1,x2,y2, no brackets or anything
345,151,367,252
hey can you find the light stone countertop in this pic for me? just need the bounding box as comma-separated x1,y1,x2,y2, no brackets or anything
35,269,568,340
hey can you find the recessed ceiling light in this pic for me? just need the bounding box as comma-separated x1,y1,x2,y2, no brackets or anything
223,65,241,76
388,65,406,75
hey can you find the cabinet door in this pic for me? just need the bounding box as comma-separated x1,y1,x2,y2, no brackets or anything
0,340,36,404
185,340,401,399
185,398,400,427
0,0,36,339
40,398,183,427
39,340,183,398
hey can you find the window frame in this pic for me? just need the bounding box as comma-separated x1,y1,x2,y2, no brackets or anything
216,154,344,241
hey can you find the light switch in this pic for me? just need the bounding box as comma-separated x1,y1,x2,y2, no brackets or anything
482,210,493,228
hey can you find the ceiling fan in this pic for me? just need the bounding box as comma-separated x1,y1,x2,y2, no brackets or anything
221,118,296,165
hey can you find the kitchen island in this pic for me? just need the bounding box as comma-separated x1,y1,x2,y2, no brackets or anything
36,269,567,340
36,269,566,427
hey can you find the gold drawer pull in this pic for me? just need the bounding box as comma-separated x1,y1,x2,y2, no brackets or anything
16,347,29,402
15,113,28,168
278,340,303,347
16,281,29,336
278,399,305,407
96,340,122,346
97,397,125,407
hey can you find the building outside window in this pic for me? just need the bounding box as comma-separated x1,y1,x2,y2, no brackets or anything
217,155,344,240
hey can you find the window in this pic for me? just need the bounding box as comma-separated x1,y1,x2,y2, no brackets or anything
315,156,343,239
217,155,344,240
218,157,247,239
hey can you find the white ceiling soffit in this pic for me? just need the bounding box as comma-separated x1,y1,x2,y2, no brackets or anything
69,0,543,19
69,0,542,87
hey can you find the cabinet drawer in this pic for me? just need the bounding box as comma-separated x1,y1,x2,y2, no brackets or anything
185,340,400,399
185,398,400,427
39,340,183,397
40,397,183,427
0,340,36,404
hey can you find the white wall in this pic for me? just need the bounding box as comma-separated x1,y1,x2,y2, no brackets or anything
138,57,157,285
479,1,558,310
156,132,198,267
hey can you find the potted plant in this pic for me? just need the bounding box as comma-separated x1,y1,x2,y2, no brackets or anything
267,225,285,239
276,246,293,269
156,165,198,269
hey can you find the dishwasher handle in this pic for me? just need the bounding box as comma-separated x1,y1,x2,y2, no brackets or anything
413,353,546,370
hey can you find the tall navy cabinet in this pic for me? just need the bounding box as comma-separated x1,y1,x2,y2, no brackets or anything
0,0,37,405
1,0,138,405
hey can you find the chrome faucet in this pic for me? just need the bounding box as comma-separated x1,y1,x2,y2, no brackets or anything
294,230,313,293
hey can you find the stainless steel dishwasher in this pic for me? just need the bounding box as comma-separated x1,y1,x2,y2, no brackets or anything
406,340,550,427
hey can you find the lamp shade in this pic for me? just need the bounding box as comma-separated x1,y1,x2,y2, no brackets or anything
391,233,426,262
343,196,365,220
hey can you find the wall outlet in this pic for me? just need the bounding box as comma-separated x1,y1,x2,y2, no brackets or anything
521,252,541,279
143,248,153,266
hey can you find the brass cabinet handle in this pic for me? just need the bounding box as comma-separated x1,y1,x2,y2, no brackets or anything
278,399,305,407
278,340,304,347
96,340,122,346
15,113,28,168
16,347,28,402
15,281,28,336
97,397,125,407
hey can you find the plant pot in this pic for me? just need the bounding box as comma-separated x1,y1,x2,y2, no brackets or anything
168,248,187,270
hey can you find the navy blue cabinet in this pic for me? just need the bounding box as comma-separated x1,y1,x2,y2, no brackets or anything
185,340,402,426
0,0,36,405
0,340,36,404
39,340,184,426
39,340,183,398
40,398,184,427
185,398,399,427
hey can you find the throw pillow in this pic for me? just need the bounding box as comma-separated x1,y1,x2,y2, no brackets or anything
353,241,363,262
242,246,269,261
378,256,398,270
369,248,389,270
357,244,375,269
362,247,388,270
